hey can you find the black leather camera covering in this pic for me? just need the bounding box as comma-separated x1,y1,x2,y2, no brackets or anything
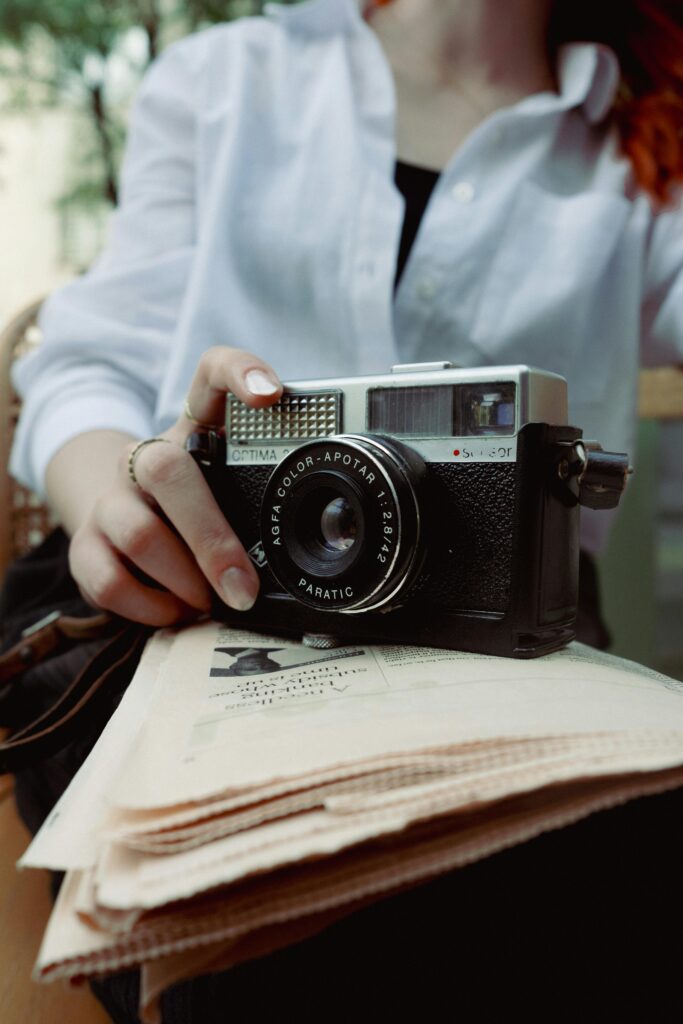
189,423,581,658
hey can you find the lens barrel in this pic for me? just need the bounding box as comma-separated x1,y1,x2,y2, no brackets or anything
261,435,426,613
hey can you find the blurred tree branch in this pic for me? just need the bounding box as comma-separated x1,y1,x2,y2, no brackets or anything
0,0,296,216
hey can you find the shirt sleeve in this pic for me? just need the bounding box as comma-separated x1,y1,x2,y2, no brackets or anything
641,199,683,367
9,40,198,497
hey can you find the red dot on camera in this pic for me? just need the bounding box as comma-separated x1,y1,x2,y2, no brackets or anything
453,449,460,456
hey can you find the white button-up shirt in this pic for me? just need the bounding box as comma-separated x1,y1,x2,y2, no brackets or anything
10,0,683,553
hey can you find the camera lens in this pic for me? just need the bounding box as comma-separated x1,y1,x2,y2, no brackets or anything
320,496,357,552
288,477,365,578
261,435,427,613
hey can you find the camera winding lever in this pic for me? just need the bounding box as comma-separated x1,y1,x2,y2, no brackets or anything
557,441,632,510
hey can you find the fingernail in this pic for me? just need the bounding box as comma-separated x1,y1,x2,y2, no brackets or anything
245,369,280,396
220,567,259,611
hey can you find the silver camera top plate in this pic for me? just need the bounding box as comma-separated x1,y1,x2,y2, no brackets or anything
225,363,567,467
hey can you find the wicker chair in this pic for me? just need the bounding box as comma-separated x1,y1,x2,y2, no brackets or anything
0,302,113,1023
639,366,683,419
0,299,56,584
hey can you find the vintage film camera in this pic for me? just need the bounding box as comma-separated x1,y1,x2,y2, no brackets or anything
189,362,629,658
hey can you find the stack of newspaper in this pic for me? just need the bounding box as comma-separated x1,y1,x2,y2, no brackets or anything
20,621,683,1022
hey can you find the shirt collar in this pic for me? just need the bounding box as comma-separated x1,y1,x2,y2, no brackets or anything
556,42,621,124
263,0,361,34
264,1,621,124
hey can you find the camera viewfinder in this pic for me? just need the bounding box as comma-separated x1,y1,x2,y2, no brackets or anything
367,382,516,438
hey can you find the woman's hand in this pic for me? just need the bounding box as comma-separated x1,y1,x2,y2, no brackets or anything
50,348,282,626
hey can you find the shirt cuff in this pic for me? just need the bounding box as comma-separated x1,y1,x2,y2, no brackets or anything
10,394,155,499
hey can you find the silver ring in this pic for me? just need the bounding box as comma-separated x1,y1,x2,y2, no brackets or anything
128,437,172,487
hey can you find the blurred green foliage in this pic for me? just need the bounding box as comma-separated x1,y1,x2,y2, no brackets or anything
0,1,295,219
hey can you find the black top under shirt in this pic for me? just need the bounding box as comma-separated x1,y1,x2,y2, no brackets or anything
393,159,441,291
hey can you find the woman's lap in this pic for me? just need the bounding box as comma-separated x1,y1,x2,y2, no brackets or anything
85,787,683,1022
14,749,683,1022
6,538,680,1020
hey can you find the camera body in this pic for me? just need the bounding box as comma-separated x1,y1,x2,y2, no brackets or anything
190,362,626,658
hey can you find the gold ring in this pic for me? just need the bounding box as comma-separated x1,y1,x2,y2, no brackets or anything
184,397,219,430
128,437,172,487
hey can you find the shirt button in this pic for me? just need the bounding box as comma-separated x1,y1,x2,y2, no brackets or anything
451,181,475,204
416,277,437,301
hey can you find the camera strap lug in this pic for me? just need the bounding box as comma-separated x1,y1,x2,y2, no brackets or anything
554,440,631,510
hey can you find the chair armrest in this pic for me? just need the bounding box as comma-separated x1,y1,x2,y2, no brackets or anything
638,367,683,420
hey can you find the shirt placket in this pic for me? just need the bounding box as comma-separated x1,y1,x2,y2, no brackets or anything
346,26,404,374
393,115,512,365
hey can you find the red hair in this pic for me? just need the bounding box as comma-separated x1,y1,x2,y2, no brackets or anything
552,0,683,206
366,0,683,207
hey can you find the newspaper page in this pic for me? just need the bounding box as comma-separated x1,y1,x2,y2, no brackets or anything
19,629,175,872
93,742,683,914
21,619,683,1021
21,620,683,874
34,765,683,997
109,621,683,808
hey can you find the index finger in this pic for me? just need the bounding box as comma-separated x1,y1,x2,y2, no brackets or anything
179,347,283,436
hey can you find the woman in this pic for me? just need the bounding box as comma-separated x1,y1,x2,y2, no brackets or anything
9,0,683,634
4,0,683,1018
